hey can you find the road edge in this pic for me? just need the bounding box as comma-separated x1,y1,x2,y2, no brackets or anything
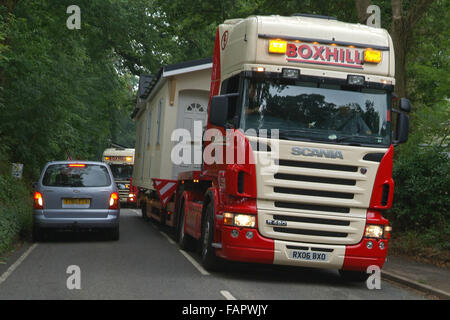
0,243,37,286
381,270,450,300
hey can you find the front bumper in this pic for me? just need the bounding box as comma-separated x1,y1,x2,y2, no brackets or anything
216,226,388,271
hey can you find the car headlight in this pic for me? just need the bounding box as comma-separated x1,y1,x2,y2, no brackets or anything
365,225,384,239
223,213,256,228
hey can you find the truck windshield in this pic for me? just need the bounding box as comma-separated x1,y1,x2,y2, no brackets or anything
239,77,391,146
109,164,133,181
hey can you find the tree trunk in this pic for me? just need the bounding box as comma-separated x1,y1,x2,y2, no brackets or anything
390,0,408,98
355,0,372,23
390,0,435,99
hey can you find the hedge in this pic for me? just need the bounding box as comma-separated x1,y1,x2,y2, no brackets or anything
0,173,33,255
387,144,449,249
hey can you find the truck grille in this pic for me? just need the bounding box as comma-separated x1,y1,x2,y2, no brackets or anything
251,138,384,245
274,173,356,186
118,189,129,201
274,202,350,213
273,214,351,226
274,186,354,199
277,159,358,172
273,227,348,238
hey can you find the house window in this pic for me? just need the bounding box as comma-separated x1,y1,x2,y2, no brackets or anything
186,103,204,113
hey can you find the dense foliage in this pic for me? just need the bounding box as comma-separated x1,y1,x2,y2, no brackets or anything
390,144,449,232
0,173,32,255
0,1,138,179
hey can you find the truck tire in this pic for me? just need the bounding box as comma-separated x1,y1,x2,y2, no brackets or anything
339,270,370,282
109,226,120,241
177,201,196,251
200,202,222,271
141,202,149,221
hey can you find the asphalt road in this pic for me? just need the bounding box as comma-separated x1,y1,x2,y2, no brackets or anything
0,209,426,300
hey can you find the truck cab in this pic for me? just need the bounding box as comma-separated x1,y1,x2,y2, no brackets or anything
102,147,135,204
199,14,410,276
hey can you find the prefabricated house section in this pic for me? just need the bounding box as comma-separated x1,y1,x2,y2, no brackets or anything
132,58,212,191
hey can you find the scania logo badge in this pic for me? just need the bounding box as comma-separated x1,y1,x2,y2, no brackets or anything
291,146,344,159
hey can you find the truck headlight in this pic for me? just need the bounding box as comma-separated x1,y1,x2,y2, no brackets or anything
223,213,256,228
365,225,384,239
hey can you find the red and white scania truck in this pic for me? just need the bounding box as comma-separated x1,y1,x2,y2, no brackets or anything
133,14,411,280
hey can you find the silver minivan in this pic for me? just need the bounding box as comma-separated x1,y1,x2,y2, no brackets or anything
33,161,120,241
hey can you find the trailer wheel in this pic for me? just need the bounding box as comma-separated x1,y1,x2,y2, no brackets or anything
141,202,149,221
177,201,196,251
200,202,222,271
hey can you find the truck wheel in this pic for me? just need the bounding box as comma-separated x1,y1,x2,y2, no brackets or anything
339,270,369,282
32,226,43,242
200,202,222,271
178,202,196,251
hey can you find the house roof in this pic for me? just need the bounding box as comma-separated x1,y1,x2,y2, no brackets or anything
132,57,212,119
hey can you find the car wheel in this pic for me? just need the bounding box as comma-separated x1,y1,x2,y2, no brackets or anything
109,226,120,241
177,201,196,251
32,226,43,242
200,202,222,271
339,270,369,282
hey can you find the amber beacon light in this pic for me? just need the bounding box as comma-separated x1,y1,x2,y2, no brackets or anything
269,40,287,54
364,49,382,63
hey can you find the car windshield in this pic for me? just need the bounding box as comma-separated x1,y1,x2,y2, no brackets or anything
239,77,391,146
42,164,111,187
109,164,133,181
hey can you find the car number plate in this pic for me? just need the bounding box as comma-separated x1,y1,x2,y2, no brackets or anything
62,198,90,208
289,250,329,262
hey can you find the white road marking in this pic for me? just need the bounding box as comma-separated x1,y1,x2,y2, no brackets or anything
220,290,237,300
160,231,176,245
179,249,210,276
0,243,38,286
130,209,141,216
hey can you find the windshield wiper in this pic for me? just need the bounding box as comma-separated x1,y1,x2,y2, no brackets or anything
277,129,327,142
280,129,322,135
334,135,364,142
332,135,377,146
278,133,314,142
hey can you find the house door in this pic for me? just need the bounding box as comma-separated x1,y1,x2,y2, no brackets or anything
172,90,209,179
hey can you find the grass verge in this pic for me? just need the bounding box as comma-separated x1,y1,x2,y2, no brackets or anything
389,229,450,269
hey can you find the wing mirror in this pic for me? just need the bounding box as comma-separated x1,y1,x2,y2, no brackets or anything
399,98,411,113
393,98,411,145
208,93,238,128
